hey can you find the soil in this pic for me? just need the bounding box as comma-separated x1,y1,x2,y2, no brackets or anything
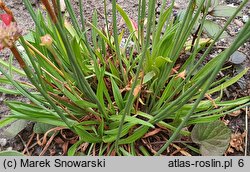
0,0,249,155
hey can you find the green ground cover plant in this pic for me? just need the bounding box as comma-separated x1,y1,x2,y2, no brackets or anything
0,0,250,156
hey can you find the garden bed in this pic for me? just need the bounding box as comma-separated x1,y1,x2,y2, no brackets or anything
0,0,249,156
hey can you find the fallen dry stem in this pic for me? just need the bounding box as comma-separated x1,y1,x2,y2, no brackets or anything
22,132,35,155
41,0,57,23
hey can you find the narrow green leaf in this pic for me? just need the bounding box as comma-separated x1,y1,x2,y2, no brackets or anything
103,123,134,143
74,125,102,143
153,7,172,47
111,78,124,109
139,146,151,156
187,114,224,125
115,0,156,149
154,56,172,68
119,147,133,156
0,118,17,129
109,60,120,79
118,126,149,145
137,111,190,136
207,68,248,95
116,4,137,38
92,10,98,49
74,100,98,108
0,59,25,76
110,115,154,128
87,22,114,49
68,139,85,156
0,87,21,95
0,151,24,156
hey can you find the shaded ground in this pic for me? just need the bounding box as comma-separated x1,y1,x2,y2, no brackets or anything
0,0,249,155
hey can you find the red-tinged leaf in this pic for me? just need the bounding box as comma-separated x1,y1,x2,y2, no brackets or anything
0,14,12,26
131,19,138,31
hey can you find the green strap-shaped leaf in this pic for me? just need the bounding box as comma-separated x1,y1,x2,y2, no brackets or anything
118,126,149,145
0,118,17,129
103,123,134,143
207,68,248,95
111,78,124,109
0,151,24,156
67,139,85,156
116,4,138,38
109,115,154,128
0,87,21,95
74,125,102,143
193,68,248,99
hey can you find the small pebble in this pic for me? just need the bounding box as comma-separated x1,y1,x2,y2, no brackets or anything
60,0,66,12
174,3,180,9
229,51,246,64
227,4,236,7
242,15,249,23
0,138,7,147
6,147,13,151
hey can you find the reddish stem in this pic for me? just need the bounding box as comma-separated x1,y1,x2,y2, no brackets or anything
10,46,26,69
41,0,58,24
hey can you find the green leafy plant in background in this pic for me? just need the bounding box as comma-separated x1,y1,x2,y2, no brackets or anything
0,0,249,156
197,0,242,39
191,120,231,156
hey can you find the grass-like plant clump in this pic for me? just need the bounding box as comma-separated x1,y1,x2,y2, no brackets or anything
0,0,249,156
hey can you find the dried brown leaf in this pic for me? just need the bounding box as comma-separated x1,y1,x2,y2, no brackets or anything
62,141,69,155
176,70,186,79
226,147,235,154
143,128,162,138
133,85,142,97
229,110,242,117
229,132,246,152
171,143,192,156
